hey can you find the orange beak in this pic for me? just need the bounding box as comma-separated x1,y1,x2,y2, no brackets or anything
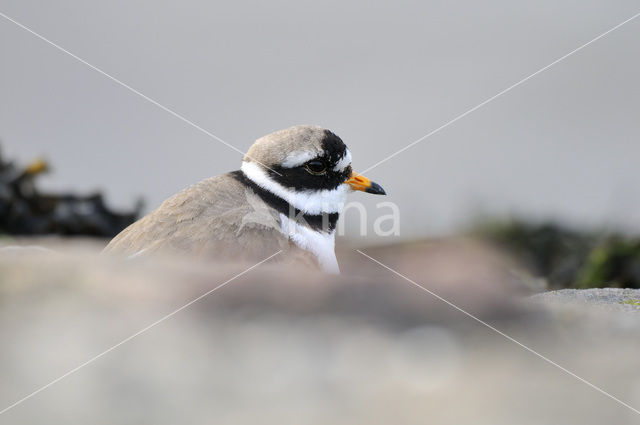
345,171,386,195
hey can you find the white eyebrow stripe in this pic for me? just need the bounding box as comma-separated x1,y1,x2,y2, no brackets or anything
333,149,352,172
281,150,321,168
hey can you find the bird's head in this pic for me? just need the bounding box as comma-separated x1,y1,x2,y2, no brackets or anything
241,125,385,214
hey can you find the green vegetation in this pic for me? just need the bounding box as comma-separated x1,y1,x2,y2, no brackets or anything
577,238,640,289
474,219,640,289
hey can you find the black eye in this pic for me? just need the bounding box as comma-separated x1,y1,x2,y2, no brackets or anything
305,160,327,175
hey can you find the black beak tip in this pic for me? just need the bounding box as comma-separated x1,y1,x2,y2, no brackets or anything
365,182,386,195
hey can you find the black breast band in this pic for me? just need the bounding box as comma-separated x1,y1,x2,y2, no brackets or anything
230,170,339,233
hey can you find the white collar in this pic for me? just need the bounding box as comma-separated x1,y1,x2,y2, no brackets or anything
240,161,348,215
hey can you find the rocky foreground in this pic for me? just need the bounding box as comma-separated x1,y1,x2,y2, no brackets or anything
533,288,640,313
0,239,639,425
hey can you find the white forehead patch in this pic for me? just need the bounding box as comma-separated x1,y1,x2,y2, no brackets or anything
333,149,352,172
281,150,321,168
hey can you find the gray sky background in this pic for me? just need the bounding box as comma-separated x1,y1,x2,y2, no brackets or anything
1,0,639,242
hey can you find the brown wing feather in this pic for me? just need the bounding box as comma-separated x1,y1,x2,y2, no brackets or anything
103,173,317,267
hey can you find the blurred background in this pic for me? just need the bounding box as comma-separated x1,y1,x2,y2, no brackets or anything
2,3,640,423
2,0,639,289
1,0,639,239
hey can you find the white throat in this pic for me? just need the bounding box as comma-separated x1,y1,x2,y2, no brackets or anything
241,160,345,273
280,213,340,274
241,161,349,215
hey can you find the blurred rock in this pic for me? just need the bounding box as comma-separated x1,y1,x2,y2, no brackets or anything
532,288,640,313
339,238,540,316
0,149,141,237
0,239,639,424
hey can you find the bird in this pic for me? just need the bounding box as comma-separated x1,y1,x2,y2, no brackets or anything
103,125,386,273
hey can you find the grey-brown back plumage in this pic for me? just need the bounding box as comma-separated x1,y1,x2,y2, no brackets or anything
103,173,316,267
